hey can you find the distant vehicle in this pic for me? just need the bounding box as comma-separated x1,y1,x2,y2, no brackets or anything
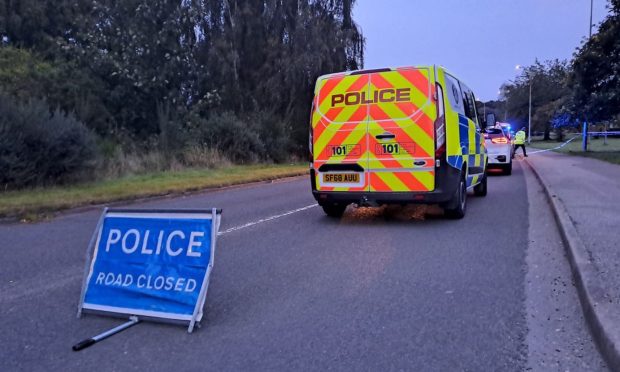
309,65,488,219
484,127,513,175
498,123,514,142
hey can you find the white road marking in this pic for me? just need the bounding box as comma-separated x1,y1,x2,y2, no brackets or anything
218,204,319,236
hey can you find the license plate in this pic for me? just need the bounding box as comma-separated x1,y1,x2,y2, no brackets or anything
323,173,360,183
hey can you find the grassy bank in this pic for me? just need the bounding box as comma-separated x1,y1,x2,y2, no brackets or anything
0,164,308,220
529,137,620,165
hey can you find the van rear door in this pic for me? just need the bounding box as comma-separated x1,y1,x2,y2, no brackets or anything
366,68,436,192
312,73,370,192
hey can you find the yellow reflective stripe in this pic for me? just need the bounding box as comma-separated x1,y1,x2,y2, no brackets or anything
367,150,410,169
331,103,366,124
366,102,434,158
414,171,434,190
332,186,351,192
312,111,321,129
317,76,367,121
377,71,434,118
437,69,462,159
373,172,407,191
317,123,367,161
468,123,475,155
313,120,367,160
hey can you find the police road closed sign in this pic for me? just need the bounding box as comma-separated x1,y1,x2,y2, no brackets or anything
78,209,221,332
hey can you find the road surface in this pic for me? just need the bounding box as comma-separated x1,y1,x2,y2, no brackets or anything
0,161,607,371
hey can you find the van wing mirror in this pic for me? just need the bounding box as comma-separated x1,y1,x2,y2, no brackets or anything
485,113,496,129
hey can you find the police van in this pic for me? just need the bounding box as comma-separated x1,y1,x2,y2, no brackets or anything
309,66,488,219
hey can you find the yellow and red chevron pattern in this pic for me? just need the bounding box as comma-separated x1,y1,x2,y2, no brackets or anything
311,67,437,193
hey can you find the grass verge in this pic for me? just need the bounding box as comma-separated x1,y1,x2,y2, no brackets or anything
529,137,620,165
0,164,308,220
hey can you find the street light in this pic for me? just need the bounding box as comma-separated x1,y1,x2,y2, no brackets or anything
590,0,594,38
515,65,532,145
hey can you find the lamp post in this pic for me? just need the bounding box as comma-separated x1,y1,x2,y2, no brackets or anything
528,82,532,144
590,0,594,38
515,65,532,144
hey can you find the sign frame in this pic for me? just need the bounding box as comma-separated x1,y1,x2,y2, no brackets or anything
77,208,222,333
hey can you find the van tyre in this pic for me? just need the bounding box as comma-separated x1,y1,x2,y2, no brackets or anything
504,162,512,175
322,203,347,218
473,173,487,197
445,175,467,219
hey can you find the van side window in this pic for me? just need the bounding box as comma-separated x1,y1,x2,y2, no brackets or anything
460,83,479,125
469,92,481,129
444,74,465,116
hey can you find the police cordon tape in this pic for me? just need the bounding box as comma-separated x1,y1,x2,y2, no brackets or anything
527,135,581,155
527,131,620,155
73,208,221,351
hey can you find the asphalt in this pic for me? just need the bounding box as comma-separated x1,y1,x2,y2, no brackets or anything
0,161,606,371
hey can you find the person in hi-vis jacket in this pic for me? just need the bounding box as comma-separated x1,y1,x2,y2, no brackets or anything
513,127,527,157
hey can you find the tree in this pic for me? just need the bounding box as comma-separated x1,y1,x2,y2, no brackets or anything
1,0,366,167
191,0,365,154
477,100,507,125
500,60,571,140
569,0,620,123
75,0,203,138
0,0,93,58
0,46,111,134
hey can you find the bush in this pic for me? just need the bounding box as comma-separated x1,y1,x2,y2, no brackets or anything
0,95,98,188
253,111,294,163
188,112,265,163
182,146,231,169
0,46,112,134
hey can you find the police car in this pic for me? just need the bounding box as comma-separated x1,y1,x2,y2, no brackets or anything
309,66,488,219
484,126,513,175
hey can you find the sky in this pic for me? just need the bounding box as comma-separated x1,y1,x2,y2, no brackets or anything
354,0,611,101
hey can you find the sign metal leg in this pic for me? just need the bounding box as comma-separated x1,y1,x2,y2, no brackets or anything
72,316,140,351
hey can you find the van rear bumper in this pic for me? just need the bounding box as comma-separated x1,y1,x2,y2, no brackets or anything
311,165,461,206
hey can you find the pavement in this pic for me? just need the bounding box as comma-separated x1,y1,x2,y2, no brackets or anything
526,151,620,371
523,162,607,371
0,160,608,371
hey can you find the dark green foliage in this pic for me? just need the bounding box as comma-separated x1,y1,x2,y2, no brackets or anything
0,46,112,135
188,112,264,163
0,0,364,186
0,0,364,148
192,0,364,155
0,95,98,188
253,111,294,163
476,100,507,124
500,60,571,139
569,0,620,123
0,0,93,57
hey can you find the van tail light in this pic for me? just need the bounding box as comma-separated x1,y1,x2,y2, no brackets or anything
434,83,446,161
491,137,508,144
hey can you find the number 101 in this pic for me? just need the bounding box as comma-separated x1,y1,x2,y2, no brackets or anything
381,144,399,154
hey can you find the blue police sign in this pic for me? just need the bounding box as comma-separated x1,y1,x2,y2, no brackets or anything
78,208,221,332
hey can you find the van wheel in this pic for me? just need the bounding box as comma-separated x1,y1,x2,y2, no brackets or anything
445,175,467,219
473,174,487,197
322,203,347,218
504,162,512,175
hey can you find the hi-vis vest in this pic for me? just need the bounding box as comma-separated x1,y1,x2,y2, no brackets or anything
514,130,526,145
